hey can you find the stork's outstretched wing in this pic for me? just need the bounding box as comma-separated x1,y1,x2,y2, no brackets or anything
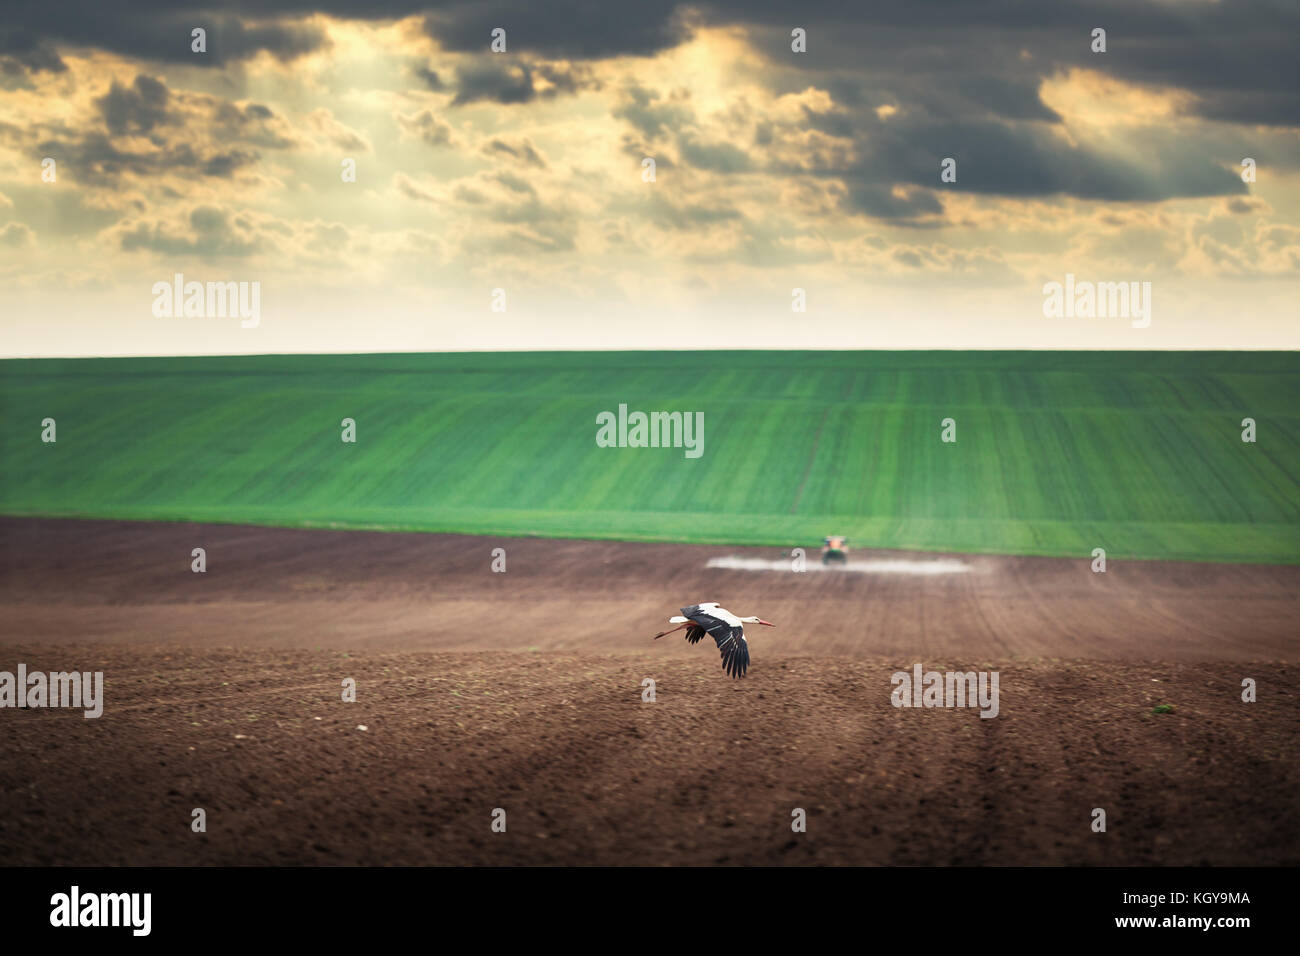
679,604,751,678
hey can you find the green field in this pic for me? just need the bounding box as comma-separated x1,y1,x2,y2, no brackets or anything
1,351,1297,563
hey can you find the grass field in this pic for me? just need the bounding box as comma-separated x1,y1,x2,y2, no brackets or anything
1,351,1296,563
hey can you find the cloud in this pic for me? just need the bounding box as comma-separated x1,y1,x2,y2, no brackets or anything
413,65,446,91
28,129,260,185
96,75,173,135
480,137,546,167
210,100,299,149
118,206,263,257
638,195,744,231
677,134,753,173
492,171,535,196
397,109,456,148
1,40,67,88
614,85,693,139
1,74,303,187
395,172,438,203
0,222,36,247
305,108,370,152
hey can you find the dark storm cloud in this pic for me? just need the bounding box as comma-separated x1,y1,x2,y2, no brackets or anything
8,1,1294,123
3,0,686,66
615,0,1281,212
449,60,597,106
1,2,330,67
840,116,1249,205
7,0,1294,217
0,40,68,85
450,62,534,105
421,1,688,58
722,0,1300,127
840,182,945,223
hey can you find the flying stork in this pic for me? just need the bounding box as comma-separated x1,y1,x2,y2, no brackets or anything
653,603,774,678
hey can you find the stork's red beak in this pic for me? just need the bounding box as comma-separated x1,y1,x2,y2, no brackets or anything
759,619,775,627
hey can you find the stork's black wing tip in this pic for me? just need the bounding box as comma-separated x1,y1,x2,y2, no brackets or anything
721,638,750,678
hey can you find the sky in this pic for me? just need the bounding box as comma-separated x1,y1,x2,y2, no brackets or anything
1,0,1297,356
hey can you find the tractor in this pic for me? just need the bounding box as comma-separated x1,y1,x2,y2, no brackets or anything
821,535,848,565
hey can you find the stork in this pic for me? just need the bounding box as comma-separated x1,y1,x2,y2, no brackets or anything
653,603,774,678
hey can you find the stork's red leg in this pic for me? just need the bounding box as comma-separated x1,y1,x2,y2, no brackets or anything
653,621,692,640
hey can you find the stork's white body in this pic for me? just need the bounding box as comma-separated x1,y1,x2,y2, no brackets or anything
672,603,746,626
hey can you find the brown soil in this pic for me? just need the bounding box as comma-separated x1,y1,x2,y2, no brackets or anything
1,517,1296,865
